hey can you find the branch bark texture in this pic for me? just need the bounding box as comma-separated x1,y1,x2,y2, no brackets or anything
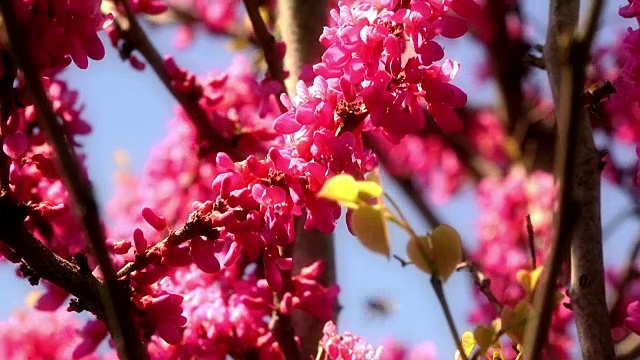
524,0,614,359
0,1,148,358
275,1,334,359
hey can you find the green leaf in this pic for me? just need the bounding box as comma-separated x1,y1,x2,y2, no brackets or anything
351,205,390,258
406,236,432,274
474,325,496,351
317,174,360,208
405,225,463,281
430,225,463,281
500,301,530,344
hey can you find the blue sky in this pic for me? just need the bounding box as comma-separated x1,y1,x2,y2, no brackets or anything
0,1,638,358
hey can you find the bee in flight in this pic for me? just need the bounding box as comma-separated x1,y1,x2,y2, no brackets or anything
364,295,397,318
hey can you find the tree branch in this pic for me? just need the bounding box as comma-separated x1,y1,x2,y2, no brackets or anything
275,1,335,359
242,0,287,112
457,261,504,314
144,5,258,46
485,0,527,130
0,193,106,321
107,0,243,160
0,2,148,358
431,276,468,360
268,244,302,360
116,209,215,278
523,0,613,359
276,0,327,95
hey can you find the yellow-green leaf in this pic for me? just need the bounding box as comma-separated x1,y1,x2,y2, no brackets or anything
457,331,476,360
356,181,383,201
351,205,390,258
500,301,530,344
516,266,543,294
317,174,360,208
406,236,432,274
474,325,496,351
492,349,504,360
429,225,463,281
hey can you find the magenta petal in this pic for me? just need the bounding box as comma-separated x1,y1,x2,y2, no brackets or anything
625,317,640,335
295,103,317,125
429,102,464,133
438,16,468,39
3,131,28,159
191,237,221,274
273,112,302,134
322,44,351,68
157,322,182,345
452,0,482,20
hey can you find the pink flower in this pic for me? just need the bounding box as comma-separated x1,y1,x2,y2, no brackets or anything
0,308,98,360
321,321,383,360
625,300,640,334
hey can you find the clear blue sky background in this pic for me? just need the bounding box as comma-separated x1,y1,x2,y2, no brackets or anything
0,1,638,358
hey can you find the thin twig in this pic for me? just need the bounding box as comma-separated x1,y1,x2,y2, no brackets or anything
242,0,287,112
457,262,504,314
431,276,468,360
268,244,302,360
116,210,214,278
526,214,537,269
108,0,243,160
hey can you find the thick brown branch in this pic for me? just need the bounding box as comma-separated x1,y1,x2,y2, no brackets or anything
275,2,334,359
0,193,106,321
107,0,242,160
276,0,327,95
485,0,527,130
0,2,148,358
524,0,613,359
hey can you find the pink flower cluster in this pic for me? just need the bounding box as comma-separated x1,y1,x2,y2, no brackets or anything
92,55,344,355
320,321,383,360
2,0,110,72
616,1,640,106
0,79,91,266
470,167,574,359
625,300,640,335
0,0,473,358
167,0,242,48
274,0,469,144
375,109,508,203
0,307,100,360
378,338,436,360
590,1,640,144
